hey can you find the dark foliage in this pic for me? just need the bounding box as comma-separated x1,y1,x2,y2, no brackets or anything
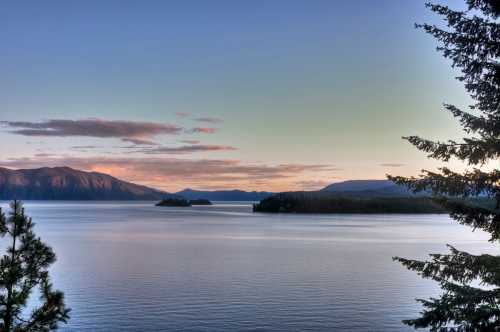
189,199,212,205
253,192,447,214
155,198,192,207
388,0,500,330
0,201,70,331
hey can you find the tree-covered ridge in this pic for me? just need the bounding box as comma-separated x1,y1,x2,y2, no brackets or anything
155,198,191,207
0,201,69,331
388,0,500,330
253,192,447,214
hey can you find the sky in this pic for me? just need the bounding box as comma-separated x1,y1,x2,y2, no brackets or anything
0,0,474,192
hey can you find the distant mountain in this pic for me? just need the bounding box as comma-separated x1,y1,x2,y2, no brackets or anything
0,168,423,202
0,167,172,200
321,179,420,197
322,180,395,192
175,188,274,201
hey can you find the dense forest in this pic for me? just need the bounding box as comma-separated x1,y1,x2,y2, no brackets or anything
253,192,447,214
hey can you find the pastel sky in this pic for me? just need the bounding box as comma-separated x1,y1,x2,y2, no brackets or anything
0,0,473,192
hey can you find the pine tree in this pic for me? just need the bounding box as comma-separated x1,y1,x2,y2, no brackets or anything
389,0,500,330
0,201,70,331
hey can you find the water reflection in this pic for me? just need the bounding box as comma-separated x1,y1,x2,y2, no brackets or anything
0,201,494,331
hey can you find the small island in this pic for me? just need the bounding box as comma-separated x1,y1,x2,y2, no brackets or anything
189,199,212,205
155,198,192,207
155,198,213,207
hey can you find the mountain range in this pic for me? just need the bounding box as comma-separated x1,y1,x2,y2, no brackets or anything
321,179,418,197
0,166,417,200
176,188,273,201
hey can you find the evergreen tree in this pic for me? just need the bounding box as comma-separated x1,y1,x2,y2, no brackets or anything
0,201,69,331
389,0,500,330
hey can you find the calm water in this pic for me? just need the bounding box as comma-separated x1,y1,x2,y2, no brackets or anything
0,201,495,331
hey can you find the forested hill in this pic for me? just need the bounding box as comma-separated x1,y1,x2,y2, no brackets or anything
253,191,446,214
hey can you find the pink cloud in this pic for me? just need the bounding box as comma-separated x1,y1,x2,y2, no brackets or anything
121,138,159,146
0,156,339,192
293,179,333,191
142,144,236,154
380,163,405,167
1,119,182,140
180,140,200,144
187,127,217,134
194,117,224,124
175,112,191,118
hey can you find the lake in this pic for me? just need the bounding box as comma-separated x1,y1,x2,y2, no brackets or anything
0,201,494,331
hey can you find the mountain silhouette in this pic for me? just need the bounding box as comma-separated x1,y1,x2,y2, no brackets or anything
0,166,170,200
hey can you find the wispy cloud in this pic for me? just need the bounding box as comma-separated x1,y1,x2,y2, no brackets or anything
194,117,223,124
121,138,159,146
33,153,57,158
380,163,405,167
175,112,191,118
0,156,338,192
293,179,332,191
71,145,99,149
180,140,200,144
141,144,236,154
186,127,217,134
1,119,182,143
70,145,102,153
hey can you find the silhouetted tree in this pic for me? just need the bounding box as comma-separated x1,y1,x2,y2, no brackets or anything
389,0,500,330
0,201,69,331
